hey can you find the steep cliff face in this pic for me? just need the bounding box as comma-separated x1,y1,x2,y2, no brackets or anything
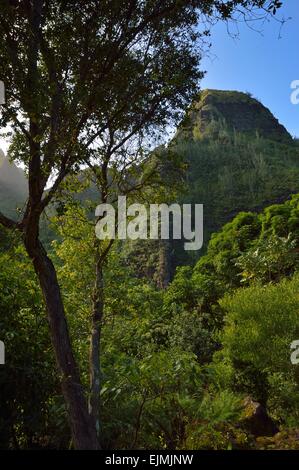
179,89,292,143
120,90,299,283
169,89,299,267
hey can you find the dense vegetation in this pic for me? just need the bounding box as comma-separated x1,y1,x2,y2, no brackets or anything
1,90,299,450
1,186,298,449
170,90,299,267
0,0,295,451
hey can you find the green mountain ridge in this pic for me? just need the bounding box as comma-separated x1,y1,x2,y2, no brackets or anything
0,89,298,260
161,89,299,271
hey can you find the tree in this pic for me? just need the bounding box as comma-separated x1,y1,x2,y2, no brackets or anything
0,0,284,449
216,275,299,421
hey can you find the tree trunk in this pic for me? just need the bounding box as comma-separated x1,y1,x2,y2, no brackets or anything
89,244,104,439
26,240,99,450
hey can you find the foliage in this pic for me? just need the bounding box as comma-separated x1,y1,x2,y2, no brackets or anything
0,246,66,449
173,118,299,265
0,0,294,450
215,275,299,423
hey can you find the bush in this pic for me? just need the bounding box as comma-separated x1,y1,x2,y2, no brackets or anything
215,275,299,423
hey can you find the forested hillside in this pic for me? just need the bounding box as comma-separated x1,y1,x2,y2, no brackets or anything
2,89,298,262
172,90,299,265
0,0,297,454
1,191,299,449
1,89,299,449
121,90,299,279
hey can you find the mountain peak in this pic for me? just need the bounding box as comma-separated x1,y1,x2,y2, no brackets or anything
179,89,292,143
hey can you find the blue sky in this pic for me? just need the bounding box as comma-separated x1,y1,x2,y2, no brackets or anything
200,0,299,137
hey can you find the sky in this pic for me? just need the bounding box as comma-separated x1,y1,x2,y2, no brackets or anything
200,0,299,138
0,1,298,154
